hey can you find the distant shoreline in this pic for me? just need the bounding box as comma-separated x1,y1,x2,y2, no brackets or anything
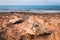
0,11,60,15
0,10,60,13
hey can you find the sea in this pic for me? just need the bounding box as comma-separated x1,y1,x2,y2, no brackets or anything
0,5,60,12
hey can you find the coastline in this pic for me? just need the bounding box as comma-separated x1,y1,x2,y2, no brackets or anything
0,10,60,13
0,11,60,15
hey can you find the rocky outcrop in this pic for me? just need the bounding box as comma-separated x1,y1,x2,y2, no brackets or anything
0,12,60,40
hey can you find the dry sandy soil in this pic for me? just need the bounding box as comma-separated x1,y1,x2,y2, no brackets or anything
0,12,60,40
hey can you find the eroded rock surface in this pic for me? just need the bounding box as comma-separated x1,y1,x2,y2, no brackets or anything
0,12,60,40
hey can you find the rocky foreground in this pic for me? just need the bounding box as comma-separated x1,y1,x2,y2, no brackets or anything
0,12,60,40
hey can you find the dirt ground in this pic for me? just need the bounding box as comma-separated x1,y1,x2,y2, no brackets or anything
0,12,60,40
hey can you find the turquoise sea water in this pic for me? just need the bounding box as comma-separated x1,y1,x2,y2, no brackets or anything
0,5,60,12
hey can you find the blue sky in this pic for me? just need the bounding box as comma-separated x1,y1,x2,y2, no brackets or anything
0,0,60,5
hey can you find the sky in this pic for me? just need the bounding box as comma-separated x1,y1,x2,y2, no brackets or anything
0,0,60,5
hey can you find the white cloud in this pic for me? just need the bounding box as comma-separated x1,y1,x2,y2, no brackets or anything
47,0,60,3
0,0,45,5
0,0,60,5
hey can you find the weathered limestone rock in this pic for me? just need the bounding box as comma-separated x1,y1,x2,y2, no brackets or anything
1,12,59,40
8,16,52,36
